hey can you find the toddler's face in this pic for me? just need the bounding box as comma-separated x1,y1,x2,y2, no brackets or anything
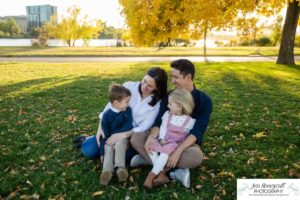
167,96,182,115
116,96,131,111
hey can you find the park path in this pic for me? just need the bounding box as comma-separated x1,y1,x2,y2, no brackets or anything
1,56,300,62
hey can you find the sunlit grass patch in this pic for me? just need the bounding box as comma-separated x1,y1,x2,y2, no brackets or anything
0,62,299,199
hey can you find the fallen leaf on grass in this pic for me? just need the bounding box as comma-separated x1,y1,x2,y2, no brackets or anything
26,180,33,187
6,191,17,199
253,132,267,139
40,156,46,161
213,195,221,200
218,171,235,178
129,175,134,183
258,156,268,161
92,191,104,197
173,192,178,199
292,163,300,170
130,168,141,174
66,114,77,124
61,161,76,167
195,185,202,189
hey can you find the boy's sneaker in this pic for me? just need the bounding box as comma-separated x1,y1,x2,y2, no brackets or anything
73,135,86,148
130,154,149,168
116,168,128,182
170,168,190,188
100,171,113,186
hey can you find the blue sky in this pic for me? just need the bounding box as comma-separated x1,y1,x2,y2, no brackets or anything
0,0,125,28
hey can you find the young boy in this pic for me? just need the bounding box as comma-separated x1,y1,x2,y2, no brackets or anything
100,84,133,186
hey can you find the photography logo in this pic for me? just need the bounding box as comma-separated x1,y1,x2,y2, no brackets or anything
237,179,300,200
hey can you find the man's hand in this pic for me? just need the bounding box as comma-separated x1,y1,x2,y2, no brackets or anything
100,156,104,163
167,149,182,168
145,137,154,155
145,127,160,155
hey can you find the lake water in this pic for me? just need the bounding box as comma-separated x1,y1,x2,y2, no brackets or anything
0,38,219,47
0,39,119,47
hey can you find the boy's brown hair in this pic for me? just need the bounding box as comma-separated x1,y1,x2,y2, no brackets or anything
108,84,131,103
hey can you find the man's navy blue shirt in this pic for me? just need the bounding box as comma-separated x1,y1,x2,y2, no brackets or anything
100,107,133,156
153,88,212,145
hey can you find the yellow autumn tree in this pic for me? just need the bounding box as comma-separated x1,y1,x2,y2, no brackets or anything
45,6,103,46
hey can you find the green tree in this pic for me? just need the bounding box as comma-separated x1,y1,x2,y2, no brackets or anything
270,15,283,46
0,18,20,37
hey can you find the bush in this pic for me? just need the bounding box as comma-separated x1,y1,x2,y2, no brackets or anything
31,39,40,47
240,40,250,46
256,37,272,46
38,35,48,47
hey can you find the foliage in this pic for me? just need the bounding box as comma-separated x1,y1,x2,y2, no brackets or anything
256,37,272,46
270,15,283,46
98,24,124,39
119,0,286,47
44,6,104,46
0,17,20,38
1,62,299,199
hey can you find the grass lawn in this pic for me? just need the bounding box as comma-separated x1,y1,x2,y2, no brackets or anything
0,62,299,199
1,46,300,57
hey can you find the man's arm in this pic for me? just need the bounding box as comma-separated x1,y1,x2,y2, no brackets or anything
190,94,212,145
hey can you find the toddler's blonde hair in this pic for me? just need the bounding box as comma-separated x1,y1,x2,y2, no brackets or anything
169,89,194,115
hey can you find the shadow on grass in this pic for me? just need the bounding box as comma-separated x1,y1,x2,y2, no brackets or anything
1,62,299,200
0,46,57,56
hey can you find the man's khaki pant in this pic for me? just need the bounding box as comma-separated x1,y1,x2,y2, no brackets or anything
103,138,129,172
130,132,203,168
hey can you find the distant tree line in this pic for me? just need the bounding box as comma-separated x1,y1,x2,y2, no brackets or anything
0,18,21,38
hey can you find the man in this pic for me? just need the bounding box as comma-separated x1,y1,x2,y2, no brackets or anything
130,59,212,188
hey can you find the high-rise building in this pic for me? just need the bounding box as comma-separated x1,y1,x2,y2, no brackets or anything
26,5,57,33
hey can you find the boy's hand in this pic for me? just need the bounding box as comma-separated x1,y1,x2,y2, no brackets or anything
100,156,104,163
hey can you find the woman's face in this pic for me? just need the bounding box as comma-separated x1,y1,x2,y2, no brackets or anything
141,75,157,95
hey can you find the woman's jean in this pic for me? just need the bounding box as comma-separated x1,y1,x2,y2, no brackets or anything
81,135,137,164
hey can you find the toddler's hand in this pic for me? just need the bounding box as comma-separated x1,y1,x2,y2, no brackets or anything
159,139,168,145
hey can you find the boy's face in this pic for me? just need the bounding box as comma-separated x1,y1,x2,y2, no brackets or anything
113,96,131,111
170,68,191,90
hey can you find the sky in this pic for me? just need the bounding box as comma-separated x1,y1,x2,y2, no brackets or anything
0,0,125,28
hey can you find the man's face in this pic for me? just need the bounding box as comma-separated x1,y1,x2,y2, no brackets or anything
170,68,190,89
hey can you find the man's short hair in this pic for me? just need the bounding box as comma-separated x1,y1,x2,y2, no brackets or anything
170,59,195,79
108,84,131,103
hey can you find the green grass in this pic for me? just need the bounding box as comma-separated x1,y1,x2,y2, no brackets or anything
0,62,299,199
1,46,300,57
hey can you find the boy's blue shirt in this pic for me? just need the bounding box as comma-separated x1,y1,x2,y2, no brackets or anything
99,107,133,156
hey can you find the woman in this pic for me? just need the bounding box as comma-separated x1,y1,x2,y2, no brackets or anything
75,67,168,161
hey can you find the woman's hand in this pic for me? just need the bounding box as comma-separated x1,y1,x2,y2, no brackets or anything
167,149,182,168
96,121,105,147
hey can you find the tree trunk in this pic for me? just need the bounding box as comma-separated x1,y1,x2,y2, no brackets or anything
167,37,171,47
203,23,207,61
276,1,300,65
